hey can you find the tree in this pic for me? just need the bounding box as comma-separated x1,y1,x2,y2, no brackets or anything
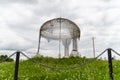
0,55,14,62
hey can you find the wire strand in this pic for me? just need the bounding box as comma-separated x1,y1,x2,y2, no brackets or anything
0,52,16,63
20,50,106,70
111,49,120,57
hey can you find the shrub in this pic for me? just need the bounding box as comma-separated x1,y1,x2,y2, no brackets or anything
0,55,14,62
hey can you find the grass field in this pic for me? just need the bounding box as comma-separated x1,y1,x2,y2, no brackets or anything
0,56,120,80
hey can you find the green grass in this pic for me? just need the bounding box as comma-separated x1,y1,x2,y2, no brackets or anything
0,56,120,80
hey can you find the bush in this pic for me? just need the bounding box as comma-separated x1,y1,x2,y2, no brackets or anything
0,55,14,62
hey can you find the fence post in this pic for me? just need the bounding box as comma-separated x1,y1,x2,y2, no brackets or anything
107,48,114,80
14,51,20,80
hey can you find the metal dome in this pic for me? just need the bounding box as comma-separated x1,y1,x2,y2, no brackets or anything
40,18,80,40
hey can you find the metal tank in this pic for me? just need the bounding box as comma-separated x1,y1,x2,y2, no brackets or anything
37,18,80,57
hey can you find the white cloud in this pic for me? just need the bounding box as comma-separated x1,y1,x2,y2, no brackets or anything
0,26,32,50
0,0,120,59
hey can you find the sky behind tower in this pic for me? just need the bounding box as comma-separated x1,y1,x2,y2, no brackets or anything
0,0,120,59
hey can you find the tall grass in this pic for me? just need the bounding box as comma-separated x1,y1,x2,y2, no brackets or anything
0,56,120,80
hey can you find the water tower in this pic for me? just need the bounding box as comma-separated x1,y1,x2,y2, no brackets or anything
37,18,80,57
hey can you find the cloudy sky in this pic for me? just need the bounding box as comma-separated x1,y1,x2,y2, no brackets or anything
0,0,120,59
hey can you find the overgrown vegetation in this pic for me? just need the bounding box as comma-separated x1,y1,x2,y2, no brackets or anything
0,56,120,80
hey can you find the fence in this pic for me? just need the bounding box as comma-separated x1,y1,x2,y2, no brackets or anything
0,48,120,80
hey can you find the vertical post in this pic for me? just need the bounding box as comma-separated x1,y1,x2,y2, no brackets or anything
73,38,78,51
107,48,114,80
37,31,41,55
58,18,61,58
92,37,95,58
14,51,20,80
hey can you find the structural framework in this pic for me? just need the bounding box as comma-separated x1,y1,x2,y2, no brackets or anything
37,18,81,57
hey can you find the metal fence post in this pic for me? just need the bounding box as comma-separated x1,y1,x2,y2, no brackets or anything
14,51,20,80
107,48,114,80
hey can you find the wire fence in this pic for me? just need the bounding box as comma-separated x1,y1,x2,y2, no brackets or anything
0,49,107,70
111,49,120,57
1,48,120,70
0,51,16,63
20,49,107,70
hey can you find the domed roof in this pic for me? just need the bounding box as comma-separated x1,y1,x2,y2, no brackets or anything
40,18,80,40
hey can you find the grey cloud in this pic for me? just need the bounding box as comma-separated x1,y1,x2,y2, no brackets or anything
101,0,112,3
0,0,38,5
0,41,32,51
0,0,120,58
32,1,61,17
